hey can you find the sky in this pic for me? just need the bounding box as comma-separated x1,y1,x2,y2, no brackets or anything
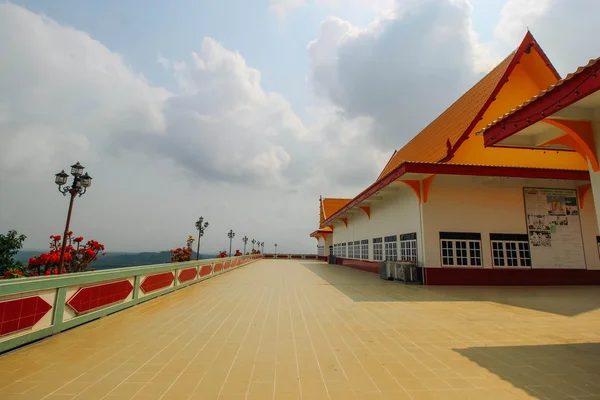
0,0,599,255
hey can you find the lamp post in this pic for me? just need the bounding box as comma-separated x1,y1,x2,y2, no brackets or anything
227,230,235,257
195,217,209,260
242,236,248,255
55,162,92,274
274,243,278,255
261,242,264,253
251,239,256,251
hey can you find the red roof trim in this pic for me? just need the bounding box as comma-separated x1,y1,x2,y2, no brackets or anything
321,162,589,226
443,31,560,161
483,60,600,147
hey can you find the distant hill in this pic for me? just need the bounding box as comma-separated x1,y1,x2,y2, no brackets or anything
14,250,215,270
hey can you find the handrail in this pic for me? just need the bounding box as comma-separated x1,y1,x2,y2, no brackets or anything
0,255,262,353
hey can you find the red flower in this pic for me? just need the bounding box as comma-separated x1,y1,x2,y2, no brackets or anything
73,236,84,243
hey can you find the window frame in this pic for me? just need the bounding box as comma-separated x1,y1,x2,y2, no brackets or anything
373,237,383,261
399,233,418,262
384,235,398,261
439,232,483,268
490,233,531,268
360,239,369,260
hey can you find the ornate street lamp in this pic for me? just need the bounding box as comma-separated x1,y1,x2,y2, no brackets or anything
251,239,256,251
274,243,278,255
227,229,235,257
242,236,248,255
55,162,92,273
195,217,209,260
261,242,264,253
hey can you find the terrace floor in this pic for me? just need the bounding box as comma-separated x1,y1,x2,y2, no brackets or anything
1,260,600,400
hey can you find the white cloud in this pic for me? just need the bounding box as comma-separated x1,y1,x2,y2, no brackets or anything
495,0,553,44
0,3,318,252
269,0,395,20
307,0,479,150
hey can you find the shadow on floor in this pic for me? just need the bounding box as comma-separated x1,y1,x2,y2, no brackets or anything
300,262,600,317
455,343,600,399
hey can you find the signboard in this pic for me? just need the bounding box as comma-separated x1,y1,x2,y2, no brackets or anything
523,188,586,269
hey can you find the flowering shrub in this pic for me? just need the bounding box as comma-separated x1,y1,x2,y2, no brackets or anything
234,250,242,256
3,266,24,279
170,247,192,262
251,249,261,254
216,250,228,258
28,232,106,275
170,235,195,263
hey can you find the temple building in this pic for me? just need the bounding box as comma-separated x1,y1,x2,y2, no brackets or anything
310,31,600,285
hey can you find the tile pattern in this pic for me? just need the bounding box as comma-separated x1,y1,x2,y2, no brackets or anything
0,296,52,336
1,260,600,400
140,272,174,294
67,281,134,314
178,268,198,284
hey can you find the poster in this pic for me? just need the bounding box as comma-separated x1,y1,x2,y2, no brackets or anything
523,188,586,269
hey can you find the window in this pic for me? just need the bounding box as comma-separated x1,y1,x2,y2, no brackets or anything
341,243,347,258
333,243,339,257
348,242,354,259
361,239,369,260
373,237,383,261
317,245,324,256
384,235,398,261
439,232,482,267
490,234,531,267
353,241,360,259
399,233,417,261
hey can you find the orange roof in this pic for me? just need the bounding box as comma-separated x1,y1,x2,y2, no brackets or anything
378,53,516,177
478,57,600,136
319,197,351,226
377,31,560,180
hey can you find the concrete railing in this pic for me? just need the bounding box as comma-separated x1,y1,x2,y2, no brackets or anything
0,255,263,353
263,254,327,261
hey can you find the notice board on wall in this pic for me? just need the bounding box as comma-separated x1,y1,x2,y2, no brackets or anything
523,188,586,269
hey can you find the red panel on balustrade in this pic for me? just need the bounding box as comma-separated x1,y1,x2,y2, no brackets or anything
0,296,52,336
291,255,302,259
67,280,134,314
178,267,197,283
200,265,213,277
224,261,231,270
140,272,174,293
214,263,223,272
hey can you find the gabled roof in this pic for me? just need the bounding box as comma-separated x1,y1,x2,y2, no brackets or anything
319,197,351,226
480,57,600,144
377,31,560,180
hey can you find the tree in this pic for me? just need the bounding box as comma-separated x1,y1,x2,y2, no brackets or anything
0,230,27,277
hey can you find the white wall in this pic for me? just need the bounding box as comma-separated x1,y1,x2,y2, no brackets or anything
422,175,599,270
588,119,600,233
317,235,332,256
332,185,423,263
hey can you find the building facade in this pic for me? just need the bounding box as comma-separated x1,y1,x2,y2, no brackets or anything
310,32,600,285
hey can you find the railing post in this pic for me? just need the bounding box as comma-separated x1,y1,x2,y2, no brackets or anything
133,275,141,299
52,287,68,334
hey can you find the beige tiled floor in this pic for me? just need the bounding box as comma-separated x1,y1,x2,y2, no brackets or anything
2,261,600,400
